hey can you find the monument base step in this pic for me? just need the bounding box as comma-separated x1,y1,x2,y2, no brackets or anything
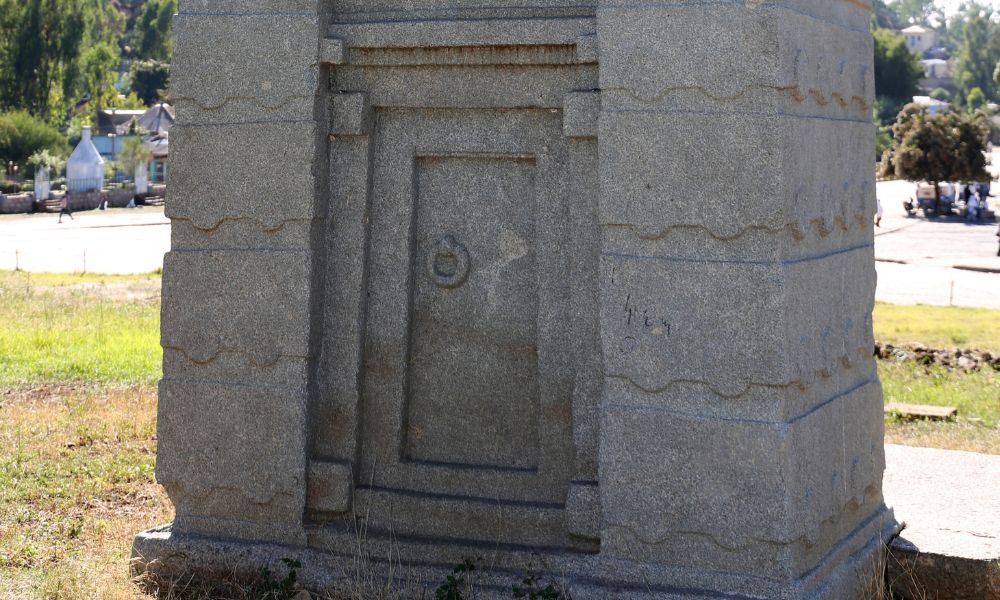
133,506,894,600
883,445,1000,599
342,485,576,551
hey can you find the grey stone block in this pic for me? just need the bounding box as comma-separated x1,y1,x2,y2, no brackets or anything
600,253,789,397
328,93,371,136
179,0,316,13
307,460,353,514
160,250,313,363
599,379,886,580
884,445,1000,600
165,122,318,230
156,380,308,544
171,13,318,116
170,217,319,252
563,91,600,139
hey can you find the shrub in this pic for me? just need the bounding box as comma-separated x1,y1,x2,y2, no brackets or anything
0,111,68,171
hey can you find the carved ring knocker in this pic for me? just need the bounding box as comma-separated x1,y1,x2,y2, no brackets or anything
427,235,470,289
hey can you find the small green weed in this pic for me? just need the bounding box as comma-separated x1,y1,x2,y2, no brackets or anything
435,559,575,600
258,558,302,600
436,557,481,600
513,576,573,600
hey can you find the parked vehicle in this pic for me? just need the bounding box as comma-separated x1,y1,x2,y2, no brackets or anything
903,182,956,216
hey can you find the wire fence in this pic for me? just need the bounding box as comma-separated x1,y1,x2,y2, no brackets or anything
2,247,166,276
875,263,1000,310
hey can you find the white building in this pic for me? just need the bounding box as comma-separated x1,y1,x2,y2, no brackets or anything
912,95,951,116
901,25,936,55
66,126,105,193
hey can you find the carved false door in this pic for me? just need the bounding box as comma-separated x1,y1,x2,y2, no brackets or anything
311,17,600,552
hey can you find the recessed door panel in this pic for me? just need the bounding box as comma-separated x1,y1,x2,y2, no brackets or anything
359,108,572,498
406,154,540,470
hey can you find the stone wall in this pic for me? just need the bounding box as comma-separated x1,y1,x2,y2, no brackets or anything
106,187,135,208
595,1,890,592
137,1,895,598
68,191,103,212
0,193,34,214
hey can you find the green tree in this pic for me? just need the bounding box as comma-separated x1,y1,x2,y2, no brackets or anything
0,1,20,97
955,5,1000,103
117,136,152,176
871,0,903,30
130,59,170,105
874,29,925,102
4,0,84,122
930,87,951,101
0,0,126,122
79,41,121,109
888,0,936,25
109,91,148,110
134,0,177,62
0,110,68,171
967,87,986,111
881,103,989,203
28,148,67,177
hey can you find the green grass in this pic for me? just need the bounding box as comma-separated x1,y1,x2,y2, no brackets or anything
873,302,1000,352
874,302,1000,454
0,270,162,387
880,361,1000,427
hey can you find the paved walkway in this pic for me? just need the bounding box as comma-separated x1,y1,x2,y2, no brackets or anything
875,179,999,309
0,207,170,275
884,444,1000,598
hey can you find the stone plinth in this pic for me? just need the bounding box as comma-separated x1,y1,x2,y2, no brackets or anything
135,1,896,598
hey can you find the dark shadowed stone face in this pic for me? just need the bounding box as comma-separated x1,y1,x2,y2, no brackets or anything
329,0,596,22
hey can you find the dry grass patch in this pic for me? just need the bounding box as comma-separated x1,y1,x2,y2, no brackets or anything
0,385,171,600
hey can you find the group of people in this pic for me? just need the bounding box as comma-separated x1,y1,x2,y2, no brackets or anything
961,184,991,222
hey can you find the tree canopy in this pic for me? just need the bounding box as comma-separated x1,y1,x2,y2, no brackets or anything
130,59,170,105
129,0,177,62
0,0,130,123
874,28,925,103
0,0,174,127
0,111,68,171
888,0,939,25
954,5,1000,103
881,103,990,188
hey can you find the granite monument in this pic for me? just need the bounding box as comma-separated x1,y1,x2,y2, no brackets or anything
134,1,896,597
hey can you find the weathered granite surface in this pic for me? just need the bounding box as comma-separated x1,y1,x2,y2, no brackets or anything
137,0,895,597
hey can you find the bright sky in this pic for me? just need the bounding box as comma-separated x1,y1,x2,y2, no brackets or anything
935,0,1000,16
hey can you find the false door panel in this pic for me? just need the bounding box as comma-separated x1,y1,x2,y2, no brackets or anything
359,108,575,520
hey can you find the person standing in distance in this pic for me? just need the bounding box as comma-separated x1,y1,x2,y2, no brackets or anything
58,192,73,224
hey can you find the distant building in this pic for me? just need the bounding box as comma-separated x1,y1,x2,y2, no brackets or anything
919,58,956,93
92,103,174,183
920,58,951,80
912,95,950,116
93,103,174,164
901,25,936,55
